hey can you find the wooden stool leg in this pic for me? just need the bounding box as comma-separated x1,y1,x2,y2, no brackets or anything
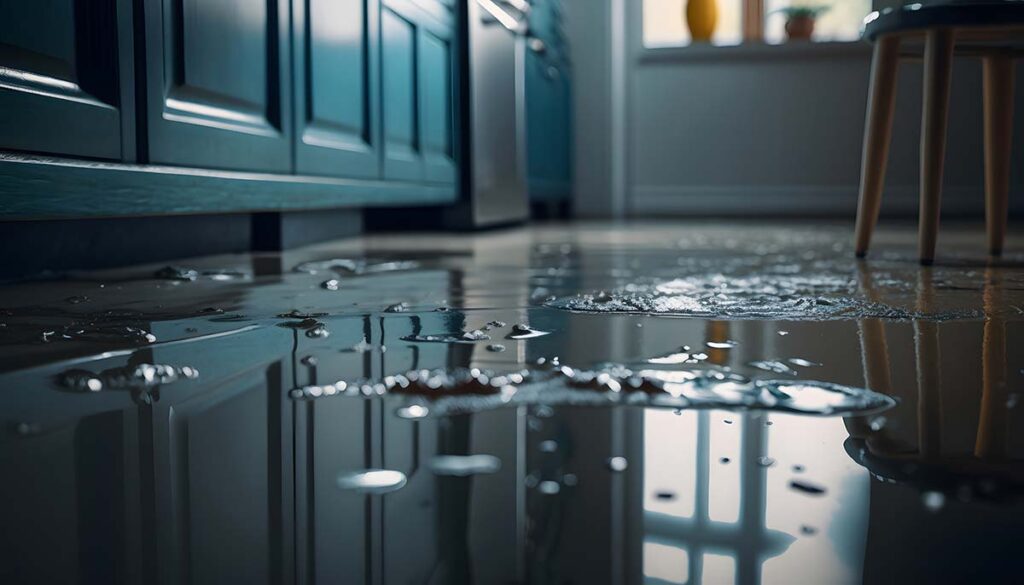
983,55,1014,257
855,36,902,258
918,29,955,265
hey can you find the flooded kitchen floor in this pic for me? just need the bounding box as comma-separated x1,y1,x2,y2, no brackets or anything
1,221,1023,584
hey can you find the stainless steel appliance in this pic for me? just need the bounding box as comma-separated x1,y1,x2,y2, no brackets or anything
450,0,530,228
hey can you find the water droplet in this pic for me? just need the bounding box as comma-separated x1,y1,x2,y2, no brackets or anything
336,469,407,494
706,340,737,349
563,473,578,486
607,457,628,472
278,309,327,319
403,330,491,344
507,324,550,340
789,479,827,495
778,330,789,336
869,416,887,431
922,490,945,512
428,454,502,476
1008,394,1019,409
321,279,340,291
756,456,776,468
154,266,198,281
306,324,330,339
788,358,821,368
532,480,559,495
58,363,198,392
396,404,429,419
539,440,558,453
749,360,799,376
486,344,506,352
294,258,418,275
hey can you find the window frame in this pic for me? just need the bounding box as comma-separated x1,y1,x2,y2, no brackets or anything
634,0,874,62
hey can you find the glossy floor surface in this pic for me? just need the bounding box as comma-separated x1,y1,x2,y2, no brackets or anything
2,221,1023,584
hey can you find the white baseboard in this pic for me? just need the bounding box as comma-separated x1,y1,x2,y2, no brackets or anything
628,184,1013,217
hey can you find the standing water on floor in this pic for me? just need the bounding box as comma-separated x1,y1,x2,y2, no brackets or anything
1,223,1023,584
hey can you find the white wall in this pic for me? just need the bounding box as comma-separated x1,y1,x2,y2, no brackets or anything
567,0,1024,218
563,0,625,217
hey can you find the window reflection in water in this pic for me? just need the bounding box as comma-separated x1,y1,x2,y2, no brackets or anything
641,320,870,584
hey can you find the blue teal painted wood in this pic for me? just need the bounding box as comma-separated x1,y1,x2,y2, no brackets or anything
382,7,423,181
141,0,292,172
0,154,456,219
293,0,382,179
0,0,135,160
381,0,456,184
525,0,572,202
419,27,456,184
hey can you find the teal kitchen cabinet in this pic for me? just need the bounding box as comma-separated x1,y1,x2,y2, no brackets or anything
0,363,145,585
381,0,456,184
525,0,572,202
292,0,382,179
140,0,293,172
148,330,295,585
291,316,376,585
0,0,459,220
0,0,135,160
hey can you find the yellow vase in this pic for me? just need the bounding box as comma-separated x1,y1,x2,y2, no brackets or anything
685,0,718,42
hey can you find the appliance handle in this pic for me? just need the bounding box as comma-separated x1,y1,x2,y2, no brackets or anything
475,0,528,34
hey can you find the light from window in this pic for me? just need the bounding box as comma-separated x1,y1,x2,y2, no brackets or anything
642,0,870,48
763,0,872,44
643,0,742,48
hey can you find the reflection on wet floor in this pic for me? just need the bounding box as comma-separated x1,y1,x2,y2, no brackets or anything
1,222,1023,584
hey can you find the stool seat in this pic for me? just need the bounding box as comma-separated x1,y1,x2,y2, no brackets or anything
864,2,1024,43
854,1,1021,263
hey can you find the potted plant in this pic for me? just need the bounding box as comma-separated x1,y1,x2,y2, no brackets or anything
776,5,830,41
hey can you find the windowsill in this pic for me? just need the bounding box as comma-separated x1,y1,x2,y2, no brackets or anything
637,40,872,64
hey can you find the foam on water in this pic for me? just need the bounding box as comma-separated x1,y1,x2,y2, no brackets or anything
546,274,983,320
288,361,895,418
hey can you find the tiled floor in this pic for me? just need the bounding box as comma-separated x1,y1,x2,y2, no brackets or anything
2,221,1023,583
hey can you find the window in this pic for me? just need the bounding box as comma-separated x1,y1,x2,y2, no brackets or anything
642,0,872,48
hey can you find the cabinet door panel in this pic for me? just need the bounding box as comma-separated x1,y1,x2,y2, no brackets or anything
0,0,128,159
419,29,455,184
309,397,372,585
152,361,291,585
293,0,380,178
144,0,291,172
381,7,423,181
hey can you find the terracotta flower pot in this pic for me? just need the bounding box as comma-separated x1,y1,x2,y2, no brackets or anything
785,15,816,40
